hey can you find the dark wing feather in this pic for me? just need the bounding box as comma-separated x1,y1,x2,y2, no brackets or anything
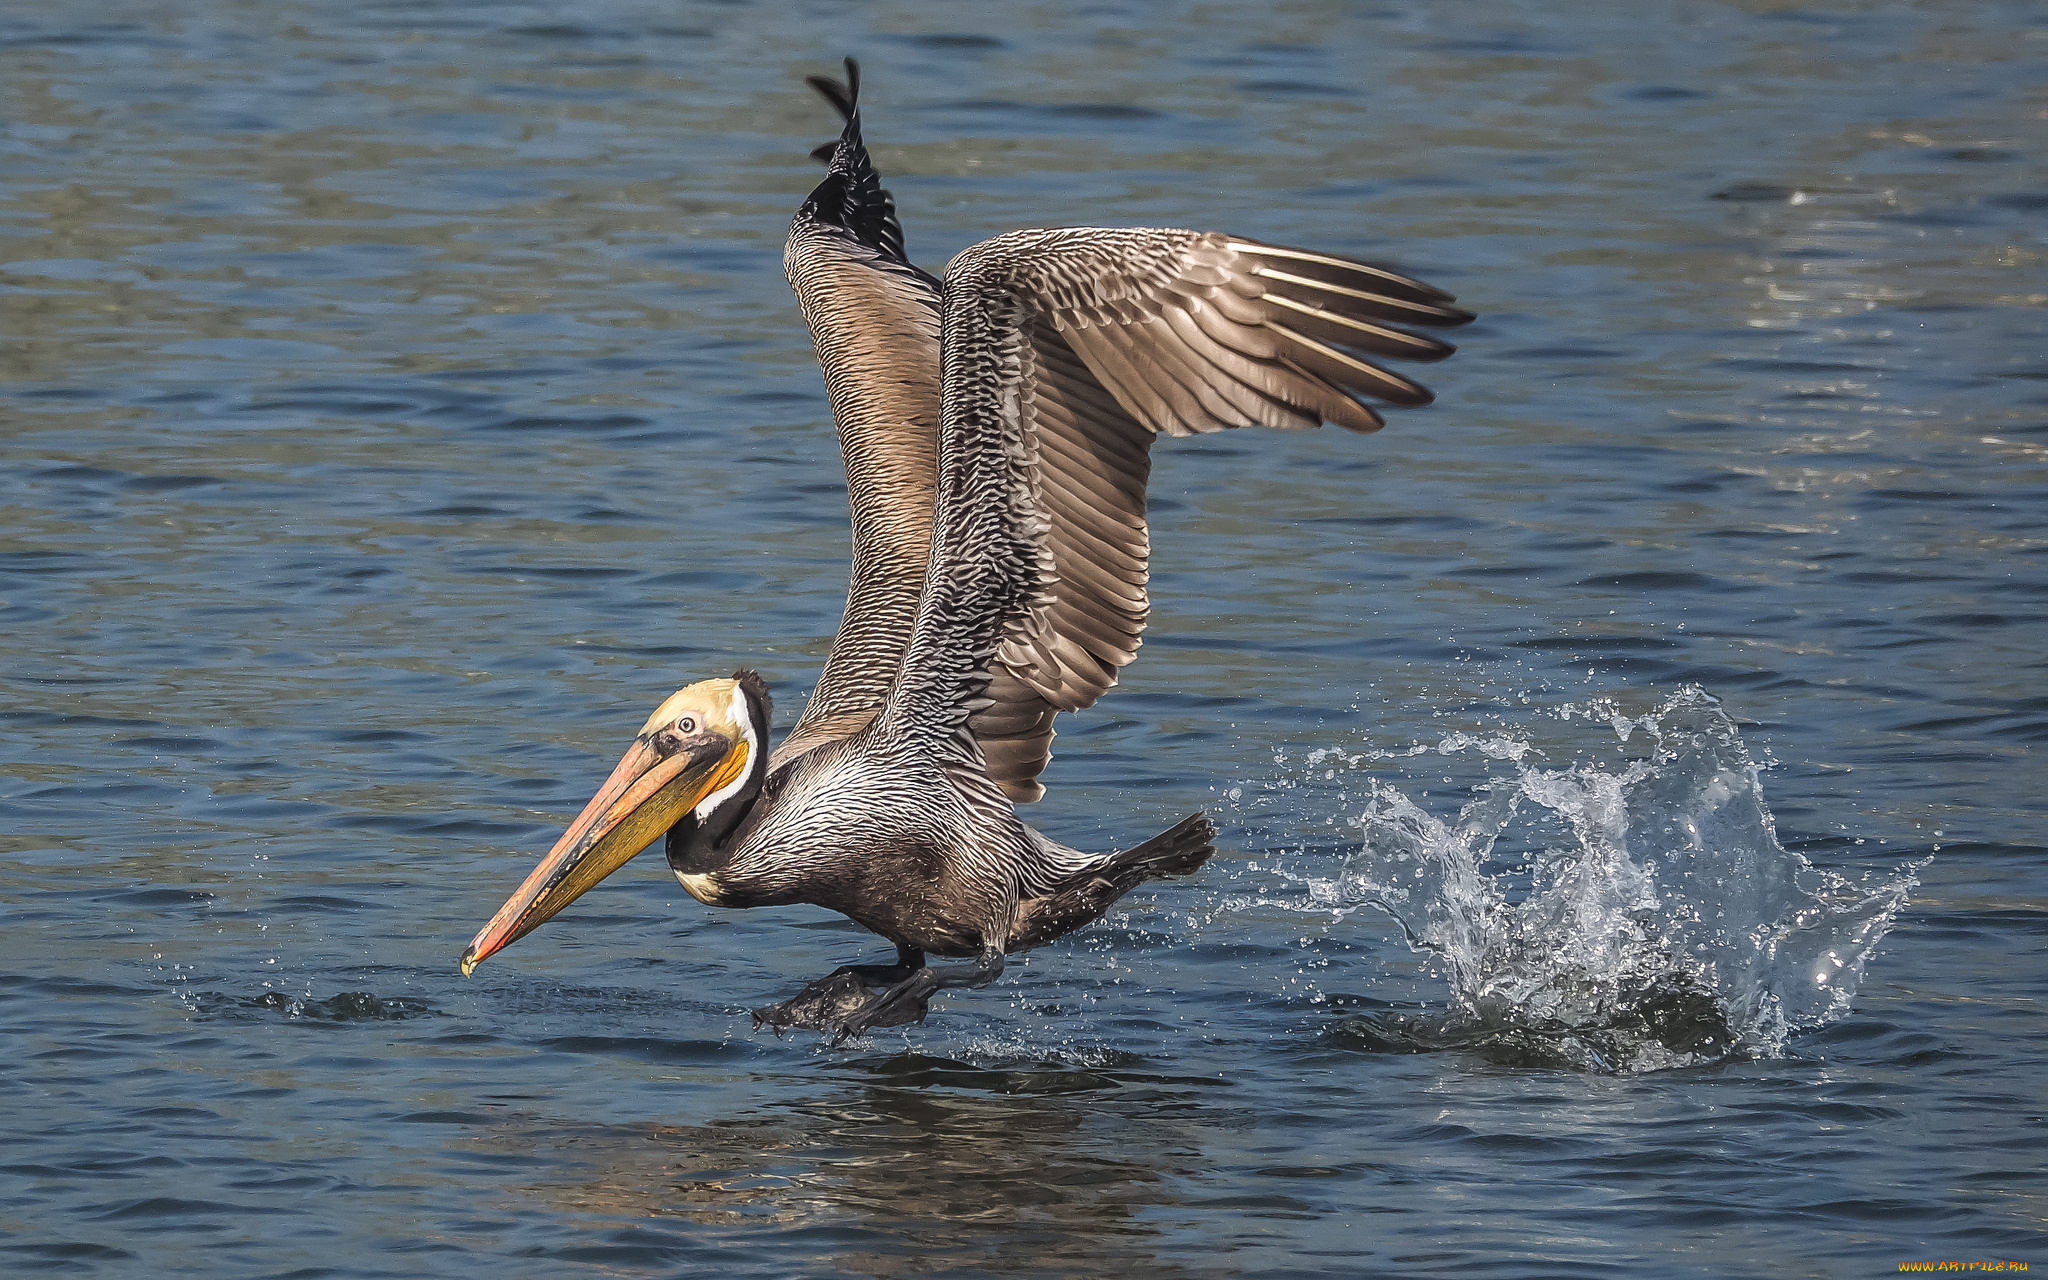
794,59,916,269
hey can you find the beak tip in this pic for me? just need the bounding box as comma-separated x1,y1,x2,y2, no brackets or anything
459,947,480,978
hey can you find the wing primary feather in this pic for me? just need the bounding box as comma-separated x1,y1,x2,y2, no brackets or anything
1111,318,1254,429
1276,357,1386,432
1158,307,1320,430
1252,264,1474,327
1142,318,1271,428
1262,293,1459,361
1267,321,1435,406
1229,238,1467,306
1164,306,1325,428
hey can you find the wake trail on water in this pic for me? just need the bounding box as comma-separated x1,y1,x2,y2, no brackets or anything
1280,687,1918,1073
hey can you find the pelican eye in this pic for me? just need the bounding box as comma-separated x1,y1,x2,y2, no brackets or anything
650,715,700,756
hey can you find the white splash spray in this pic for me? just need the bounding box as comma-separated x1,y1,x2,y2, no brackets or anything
1317,687,1917,1073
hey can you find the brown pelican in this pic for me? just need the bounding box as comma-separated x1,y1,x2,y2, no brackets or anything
460,61,1472,1042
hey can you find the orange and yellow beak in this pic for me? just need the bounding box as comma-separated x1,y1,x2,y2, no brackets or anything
459,728,748,976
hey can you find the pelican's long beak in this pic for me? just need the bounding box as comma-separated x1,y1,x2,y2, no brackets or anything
460,728,747,976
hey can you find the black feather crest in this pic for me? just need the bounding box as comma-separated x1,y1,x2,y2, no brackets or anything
797,58,911,266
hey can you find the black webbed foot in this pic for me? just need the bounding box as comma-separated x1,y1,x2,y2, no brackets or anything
826,967,944,1045
826,948,1006,1046
751,963,930,1034
751,947,930,1036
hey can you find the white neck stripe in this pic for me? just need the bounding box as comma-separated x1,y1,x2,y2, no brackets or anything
693,681,757,822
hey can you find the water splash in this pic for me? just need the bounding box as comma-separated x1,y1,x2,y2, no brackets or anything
1320,687,1916,1073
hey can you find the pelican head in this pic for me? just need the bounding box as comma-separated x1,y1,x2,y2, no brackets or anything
459,671,769,975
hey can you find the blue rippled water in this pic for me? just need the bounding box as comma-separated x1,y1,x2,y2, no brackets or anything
2,1,2043,1276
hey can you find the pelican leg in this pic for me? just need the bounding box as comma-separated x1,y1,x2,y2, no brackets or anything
828,947,1005,1046
752,944,928,1034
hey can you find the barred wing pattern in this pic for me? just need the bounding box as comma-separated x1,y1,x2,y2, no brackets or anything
776,239,943,768
774,62,946,770
882,227,1473,793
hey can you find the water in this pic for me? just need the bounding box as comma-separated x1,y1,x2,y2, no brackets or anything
2,0,2043,1275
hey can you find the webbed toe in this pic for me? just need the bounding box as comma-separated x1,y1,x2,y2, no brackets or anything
752,965,926,1036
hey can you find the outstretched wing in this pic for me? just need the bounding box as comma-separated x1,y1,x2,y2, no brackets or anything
775,61,945,769
881,227,1474,800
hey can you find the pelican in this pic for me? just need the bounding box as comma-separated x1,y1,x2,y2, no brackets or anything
460,61,1473,1042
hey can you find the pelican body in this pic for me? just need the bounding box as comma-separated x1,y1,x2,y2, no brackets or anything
461,62,1473,1042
